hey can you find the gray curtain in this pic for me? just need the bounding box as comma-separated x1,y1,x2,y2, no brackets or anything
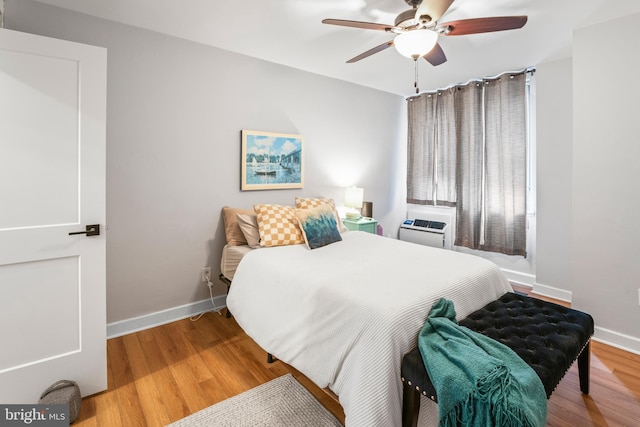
407,93,437,204
407,89,456,206
454,83,484,250
480,73,527,256
435,89,457,206
407,71,528,256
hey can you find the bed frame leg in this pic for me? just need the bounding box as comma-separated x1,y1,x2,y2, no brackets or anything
267,353,277,364
218,274,233,319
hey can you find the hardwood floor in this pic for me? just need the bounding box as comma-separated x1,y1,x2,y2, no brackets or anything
75,294,640,426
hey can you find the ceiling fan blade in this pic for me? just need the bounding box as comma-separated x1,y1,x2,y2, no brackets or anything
346,40,394,63
423,42,447,66
439,16,528,36
414,0,454,24
322,18,393,32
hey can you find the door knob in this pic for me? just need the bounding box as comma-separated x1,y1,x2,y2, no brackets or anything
69,224,100,236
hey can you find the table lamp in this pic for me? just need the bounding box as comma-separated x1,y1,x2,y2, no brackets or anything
344,187,364,219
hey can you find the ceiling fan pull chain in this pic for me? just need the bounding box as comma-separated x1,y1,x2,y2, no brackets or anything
414,58,419,94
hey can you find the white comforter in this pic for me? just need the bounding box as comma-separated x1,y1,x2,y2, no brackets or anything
227,231,512,427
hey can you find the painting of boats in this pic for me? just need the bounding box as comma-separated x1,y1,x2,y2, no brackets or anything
255,169,276,176
252,157,276,176
241,130,304,190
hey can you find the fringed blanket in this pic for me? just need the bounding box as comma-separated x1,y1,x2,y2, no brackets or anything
418,298,547,427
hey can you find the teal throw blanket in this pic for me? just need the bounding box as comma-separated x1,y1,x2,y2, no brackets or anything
418,298,547,427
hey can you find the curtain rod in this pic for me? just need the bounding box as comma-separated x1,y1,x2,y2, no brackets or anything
406,67,535,101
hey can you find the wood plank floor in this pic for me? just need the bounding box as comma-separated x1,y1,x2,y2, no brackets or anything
75,293,640,426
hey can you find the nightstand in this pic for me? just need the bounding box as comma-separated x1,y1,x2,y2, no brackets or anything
342,217,378,234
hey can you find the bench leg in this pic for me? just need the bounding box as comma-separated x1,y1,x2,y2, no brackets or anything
578,340,591,394
402,382,420,427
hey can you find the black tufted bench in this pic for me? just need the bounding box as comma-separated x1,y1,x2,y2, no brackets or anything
401,292,594,427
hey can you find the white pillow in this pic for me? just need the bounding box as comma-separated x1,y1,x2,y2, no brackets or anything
236,213,261,248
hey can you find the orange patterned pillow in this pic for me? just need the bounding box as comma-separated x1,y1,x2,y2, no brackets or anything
295,197,346,233
254,204,305,247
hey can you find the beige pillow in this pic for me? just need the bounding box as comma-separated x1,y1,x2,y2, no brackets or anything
222,206,254,246
237,213,261,248
254,204,305,247
294,197,347,233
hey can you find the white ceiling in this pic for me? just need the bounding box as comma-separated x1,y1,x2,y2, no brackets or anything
32,0,614,95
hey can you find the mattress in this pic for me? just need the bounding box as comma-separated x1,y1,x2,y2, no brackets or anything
227,231,512,427
220,244,253,281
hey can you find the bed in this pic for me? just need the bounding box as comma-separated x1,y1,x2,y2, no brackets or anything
224,226,512,426
220,244,252,282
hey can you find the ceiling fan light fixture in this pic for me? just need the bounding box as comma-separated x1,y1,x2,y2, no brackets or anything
394,30,438,59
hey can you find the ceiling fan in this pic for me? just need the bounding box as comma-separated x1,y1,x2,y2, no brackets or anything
322,0,527,66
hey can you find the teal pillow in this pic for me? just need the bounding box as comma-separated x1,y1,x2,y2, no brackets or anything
295,204,342,249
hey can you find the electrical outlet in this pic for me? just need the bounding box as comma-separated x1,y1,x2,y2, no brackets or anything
201,267,212,283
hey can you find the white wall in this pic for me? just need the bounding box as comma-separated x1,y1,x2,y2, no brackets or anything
572,11,640,352
529,12,640,352
534,57,573,300
6,0,406,324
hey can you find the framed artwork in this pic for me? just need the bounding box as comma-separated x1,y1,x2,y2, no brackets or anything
241,130,304,191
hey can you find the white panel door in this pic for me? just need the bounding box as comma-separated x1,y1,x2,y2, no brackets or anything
0,28,107,402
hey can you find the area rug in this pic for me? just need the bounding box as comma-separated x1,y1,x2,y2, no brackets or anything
166,374,342,427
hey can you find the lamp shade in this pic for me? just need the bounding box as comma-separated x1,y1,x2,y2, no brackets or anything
394,30,438,59
344,187,364,209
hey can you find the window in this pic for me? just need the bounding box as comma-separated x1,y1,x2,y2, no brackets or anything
407,70,533,256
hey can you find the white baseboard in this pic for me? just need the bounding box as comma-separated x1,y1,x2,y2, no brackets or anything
501,268,535,287
107,295,227,339
593,326,640,355
531,282,572,302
